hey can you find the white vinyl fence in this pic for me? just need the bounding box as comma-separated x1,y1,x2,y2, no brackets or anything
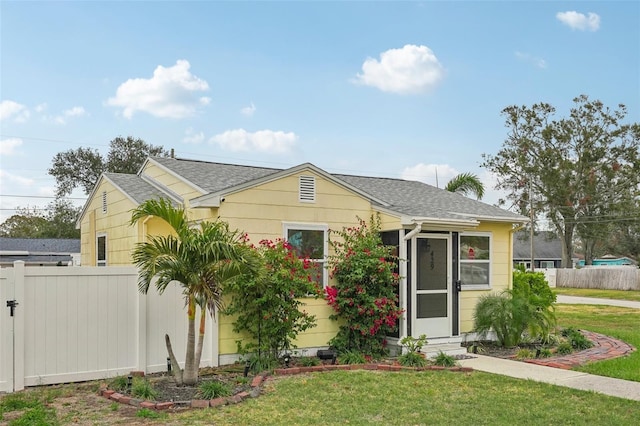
0,261,217,393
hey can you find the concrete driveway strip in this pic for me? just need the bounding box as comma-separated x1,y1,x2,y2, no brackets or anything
457,355,640,401
556,295,640,309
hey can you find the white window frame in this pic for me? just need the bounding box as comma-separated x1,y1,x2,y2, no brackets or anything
96,233,107,267
282,222,328,288
459,232,492,290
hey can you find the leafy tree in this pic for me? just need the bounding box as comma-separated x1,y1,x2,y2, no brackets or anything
482,95,640,267
49,136,169,196
445,172,485,200
130,198,260,386
0,207,48,238
224,238,318,368
0,200,80,238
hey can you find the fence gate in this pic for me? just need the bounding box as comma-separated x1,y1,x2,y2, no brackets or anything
0,267,15,393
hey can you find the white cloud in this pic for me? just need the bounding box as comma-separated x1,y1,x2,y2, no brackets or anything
0,169,34,186
0,138,23,155
0,100,30,123
515,51,547,69
354,44,444,94
401,163,458,188
54,106,87,125
107,59,210,119
241,102,256,117
556,11,600,31
210,129,298,153
182,127,205,144
34,103,47,113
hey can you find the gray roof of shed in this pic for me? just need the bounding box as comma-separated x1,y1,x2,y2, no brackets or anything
148,157,525,223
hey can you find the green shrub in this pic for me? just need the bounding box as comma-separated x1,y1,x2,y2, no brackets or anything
515,348,536,360
399,334,428,353
131,378,158,401
537,348,553,358
556,341,573,355
198,380,232,399
338,350,367,365
326,216,403,357
473,288,556,347
246,354,279,374
108,376,129,393
298,356,320,367
225,238,318,361
561,327,594,350
433,351,457,367
398,352,427,367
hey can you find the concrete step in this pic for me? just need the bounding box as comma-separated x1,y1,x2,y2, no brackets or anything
421,343,468,359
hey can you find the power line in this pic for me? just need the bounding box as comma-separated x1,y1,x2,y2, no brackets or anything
0,194,87,200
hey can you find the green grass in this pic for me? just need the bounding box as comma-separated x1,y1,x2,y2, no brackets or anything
0,391,58,426
174,370,640,425
556,304,640,382
554,287,640,302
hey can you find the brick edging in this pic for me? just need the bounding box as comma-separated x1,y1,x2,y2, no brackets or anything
100,364,473,410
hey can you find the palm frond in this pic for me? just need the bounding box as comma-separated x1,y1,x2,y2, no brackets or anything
445,172,485,200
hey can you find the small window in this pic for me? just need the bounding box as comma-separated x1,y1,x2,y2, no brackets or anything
284,223,327,287
97,234,107,266
102,191,107,213
299,175,316,203
540,261,555,269
460,233,491,287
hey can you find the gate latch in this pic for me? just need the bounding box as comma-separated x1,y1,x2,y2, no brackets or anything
6,300,18,317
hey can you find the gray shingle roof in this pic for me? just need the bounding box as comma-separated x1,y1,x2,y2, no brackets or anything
513,231,563,260
0,238,80,253
104,173,173,204
149,157,525,223
151,156,279,193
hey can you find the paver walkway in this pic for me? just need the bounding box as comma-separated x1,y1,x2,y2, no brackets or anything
526,330,636,369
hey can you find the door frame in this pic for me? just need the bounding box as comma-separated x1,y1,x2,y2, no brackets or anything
410,233,452,339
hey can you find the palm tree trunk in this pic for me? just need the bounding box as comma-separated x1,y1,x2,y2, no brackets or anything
183,296,198,385
194,305,206,373
165,334,183,385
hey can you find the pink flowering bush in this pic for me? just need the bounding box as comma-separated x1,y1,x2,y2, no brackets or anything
224,238,318,364
326,216,403,357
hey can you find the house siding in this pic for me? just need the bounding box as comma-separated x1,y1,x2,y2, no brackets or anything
80,179,138,266
458,222,513,333
216,172,374,355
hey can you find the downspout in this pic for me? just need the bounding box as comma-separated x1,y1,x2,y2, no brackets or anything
403,222,422,241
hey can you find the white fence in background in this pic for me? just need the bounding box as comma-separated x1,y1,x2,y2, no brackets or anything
0,261,217,393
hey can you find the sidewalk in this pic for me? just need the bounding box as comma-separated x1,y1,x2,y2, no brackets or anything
457,354,640,401
556,294,640,309
458,295,640,402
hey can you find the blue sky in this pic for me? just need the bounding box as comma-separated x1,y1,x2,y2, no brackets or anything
1,1,639,223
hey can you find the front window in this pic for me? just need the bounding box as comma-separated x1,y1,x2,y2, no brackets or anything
97,234,107,266
460,233,491,287
283,223,328,287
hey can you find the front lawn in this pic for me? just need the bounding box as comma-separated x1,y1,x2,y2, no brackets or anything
556,304,640,381
554,287,640,302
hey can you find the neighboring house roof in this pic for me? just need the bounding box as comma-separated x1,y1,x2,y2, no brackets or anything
147,157,527,225
0,238,80,266
513,231,562,260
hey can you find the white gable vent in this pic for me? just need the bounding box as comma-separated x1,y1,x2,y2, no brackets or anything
102,191,107,213
299,175,316,203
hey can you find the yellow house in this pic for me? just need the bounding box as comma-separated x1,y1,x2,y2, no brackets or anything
78,156,527,361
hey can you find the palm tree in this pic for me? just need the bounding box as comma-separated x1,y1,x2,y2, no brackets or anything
130,198,259,386
445,172,485,200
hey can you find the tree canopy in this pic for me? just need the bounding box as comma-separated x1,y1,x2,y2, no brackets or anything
49,136,169,196
482,95,640,267
0,199,81,239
